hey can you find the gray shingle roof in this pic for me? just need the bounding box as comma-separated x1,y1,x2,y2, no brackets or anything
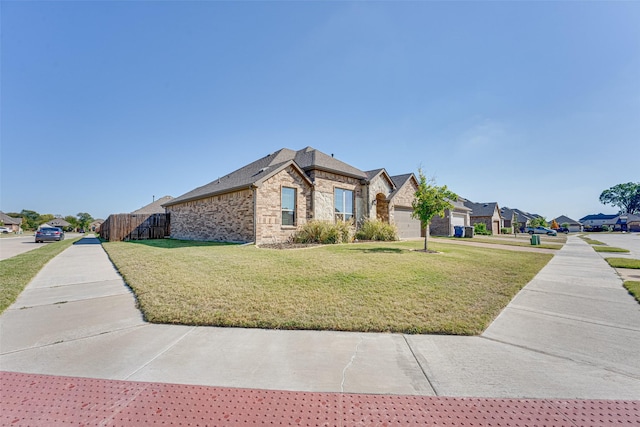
165,147,366,206
133,196,174,214
552,215,581,226
0,211,22,225
463,200,499,217
388,174,417,200
579,213,618,222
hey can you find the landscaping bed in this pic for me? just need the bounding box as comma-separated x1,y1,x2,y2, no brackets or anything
103,239,553,335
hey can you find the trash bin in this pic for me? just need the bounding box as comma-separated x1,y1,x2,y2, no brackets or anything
530,235,540,245
463,226,474,238
453,226,463,238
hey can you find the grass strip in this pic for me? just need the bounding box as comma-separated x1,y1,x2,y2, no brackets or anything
606,258,640,269
435,236,562,250
579,235,606,245
593,246,630,253
623,281,640,304
0,238,79,313
103,239,552,335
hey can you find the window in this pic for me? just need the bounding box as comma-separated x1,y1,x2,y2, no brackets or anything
334,188,353,222
282,187,296,226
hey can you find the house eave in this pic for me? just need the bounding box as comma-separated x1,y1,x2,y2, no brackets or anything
163,185,254,207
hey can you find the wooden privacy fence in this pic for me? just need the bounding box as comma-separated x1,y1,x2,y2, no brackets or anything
100,213,170,242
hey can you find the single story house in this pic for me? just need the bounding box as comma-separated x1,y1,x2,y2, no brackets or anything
90,219,104,232
163,147,421,244
612,213,640,232
429,200,472,236
48,218,71,230
500,207,538,232
0,211,22,232
462,199,503,235
579,213,618,231
551,215,583,232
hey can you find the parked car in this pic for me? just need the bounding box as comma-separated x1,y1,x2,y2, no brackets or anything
0,226,12,234
526,226,557,236
35,227,65,243
555,227,569,234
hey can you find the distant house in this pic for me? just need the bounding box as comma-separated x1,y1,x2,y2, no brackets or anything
163,147,421,244
132,196,174,215
626,214,640,232
49,218,71,230
90,219,104,232
550,215,583,233
0,211,22,232
500,207,537,232
612,214,640,232
579,213,618,231
462,199,503,234
430,200,471,236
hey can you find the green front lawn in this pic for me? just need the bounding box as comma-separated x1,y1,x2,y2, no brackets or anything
433,235,563,250
0,238,80,313
103,240,552,335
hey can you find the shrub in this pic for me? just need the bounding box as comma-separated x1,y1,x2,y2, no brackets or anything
602,225,610,232
355,219,398,241
292,220,352,244
501,227,512,234
474,223,492,235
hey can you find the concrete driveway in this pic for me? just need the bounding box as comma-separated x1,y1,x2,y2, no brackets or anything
1,235,639,400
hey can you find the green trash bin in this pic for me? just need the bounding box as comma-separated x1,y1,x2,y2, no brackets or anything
530,235,540,245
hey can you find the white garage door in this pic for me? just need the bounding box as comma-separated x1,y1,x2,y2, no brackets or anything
451,214,466,227
394,207,422,239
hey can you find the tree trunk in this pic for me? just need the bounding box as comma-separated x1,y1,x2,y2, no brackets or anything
424,223,429,251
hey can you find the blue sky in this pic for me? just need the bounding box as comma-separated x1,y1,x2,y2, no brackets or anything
2,1,638,221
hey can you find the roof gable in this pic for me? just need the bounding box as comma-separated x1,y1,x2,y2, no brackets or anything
365,168,396,191
552,215,581,225
388,173,418,200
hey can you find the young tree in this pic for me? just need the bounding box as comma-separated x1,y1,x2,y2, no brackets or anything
411,168,458,252
550,219,559,229
599,182,640,214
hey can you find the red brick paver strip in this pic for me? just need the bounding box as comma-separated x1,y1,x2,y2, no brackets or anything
1,371,637,426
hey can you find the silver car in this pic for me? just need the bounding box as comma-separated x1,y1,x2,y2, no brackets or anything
527,226,557,236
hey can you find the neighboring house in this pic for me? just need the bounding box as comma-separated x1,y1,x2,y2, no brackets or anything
132,195,174,214
48,218,71,230
163,147,421,244
430,199,472,236
90,219,104,232
579,213,618,230
612,213,640,232
500,207,537,232
551,215,583,232
462,199,503,235
0,211,22,232
626,214,640,232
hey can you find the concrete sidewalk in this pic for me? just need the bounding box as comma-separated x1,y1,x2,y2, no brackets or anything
1,236,639,399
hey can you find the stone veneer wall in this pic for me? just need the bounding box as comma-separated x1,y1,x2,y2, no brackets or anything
255,166,313,244
309,170,364,224
368,174,393,221
389,179,418,225
167,189,254,242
